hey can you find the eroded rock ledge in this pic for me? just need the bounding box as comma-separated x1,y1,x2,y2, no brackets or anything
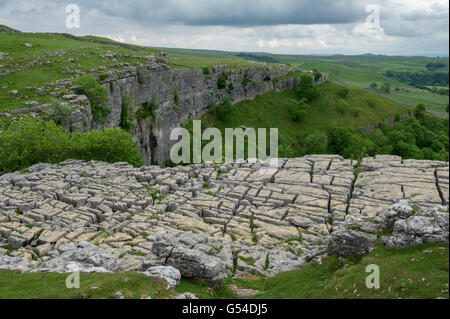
0,155,448,287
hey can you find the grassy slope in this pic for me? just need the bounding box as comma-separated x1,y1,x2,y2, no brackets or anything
257,242,449,299
0,31,271,113
300,62,449,113
164,48,449,113
197,81,409,150
1,242,447,299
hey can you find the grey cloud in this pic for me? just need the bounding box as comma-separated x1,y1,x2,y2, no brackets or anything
1,0,370,27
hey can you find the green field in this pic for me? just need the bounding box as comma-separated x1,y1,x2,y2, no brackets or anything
164,47,449,113
0,30,272,113
1,242,447,299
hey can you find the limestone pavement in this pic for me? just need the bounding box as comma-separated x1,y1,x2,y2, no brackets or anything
0,155,448,287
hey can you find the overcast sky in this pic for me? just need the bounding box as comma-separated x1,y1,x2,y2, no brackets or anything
0,0,448,55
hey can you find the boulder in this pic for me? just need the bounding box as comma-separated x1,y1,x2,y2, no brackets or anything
327,229,377,256
143,265,181,289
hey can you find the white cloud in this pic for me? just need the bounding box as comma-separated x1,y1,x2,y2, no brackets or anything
0,0,447,55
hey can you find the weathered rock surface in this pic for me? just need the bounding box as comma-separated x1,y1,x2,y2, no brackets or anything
382,204,449,249
0,155,448,286
143,266,181,289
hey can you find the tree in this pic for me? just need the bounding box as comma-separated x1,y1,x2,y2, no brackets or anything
337,99,349,113
414,103,426,121
297,74,319,102
313,69,322,82
211,96,234,121
74,75,110,124
336,86,349,99
303,131,328,154
290,98,309,122
369,83,378,89
381,82,391,93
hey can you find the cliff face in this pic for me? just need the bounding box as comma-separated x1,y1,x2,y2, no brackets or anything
91,65,309,165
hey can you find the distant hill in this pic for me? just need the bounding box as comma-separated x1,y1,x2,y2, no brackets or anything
0,24,21,33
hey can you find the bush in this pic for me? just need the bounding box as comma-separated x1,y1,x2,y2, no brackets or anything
0,118,71,172
74,75,110,124
242,73,251,86
414,103,426,120
137,74,145,85
352,106,362,117
313,69,322,82
228,82,234,91
202,67,210,75
99,74,109,81
336,87,349,99
174,89,180,106
297,74,319,102
303,131,328,154
367,97,377,108
211,96,234,121
120,95,137,131
0,118,144,173
70,129,144,167
290,98,309,122
337,99,349,113
136,98,159,121
217,73,228,90
42,102,76,126
381,82,391,93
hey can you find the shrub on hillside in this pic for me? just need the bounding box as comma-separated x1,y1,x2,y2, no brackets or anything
0,118,144,173
211,96,234,121
120,95,137,131
74,75,111,124
202,67,210,75
313,69,322,82
336,87,349,99
242,73,251,87
381,82,391,93
290,98,309,122
217,73,228,90
70,129,144,167
352,106,362,117
0,118,71,172
42,102,76,126
337,99,350,113
414,103,426,120
367,97,377,108
136,98,159,121
174,89,180,106
303,131,328,154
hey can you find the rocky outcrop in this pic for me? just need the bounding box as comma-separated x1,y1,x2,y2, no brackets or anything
0,155,447,286
93,65,310,165
0,50,325,166
382,203,449,249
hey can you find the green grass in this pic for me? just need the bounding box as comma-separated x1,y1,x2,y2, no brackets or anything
161,48,449,113
1,243,447,299
0,271,173,299
256,243,449,299
0,30,270,113
196,81,409,151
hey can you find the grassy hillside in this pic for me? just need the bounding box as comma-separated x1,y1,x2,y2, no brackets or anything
0,29,272,113
194,81,409,154
1,242,447,299
164,47,449,113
